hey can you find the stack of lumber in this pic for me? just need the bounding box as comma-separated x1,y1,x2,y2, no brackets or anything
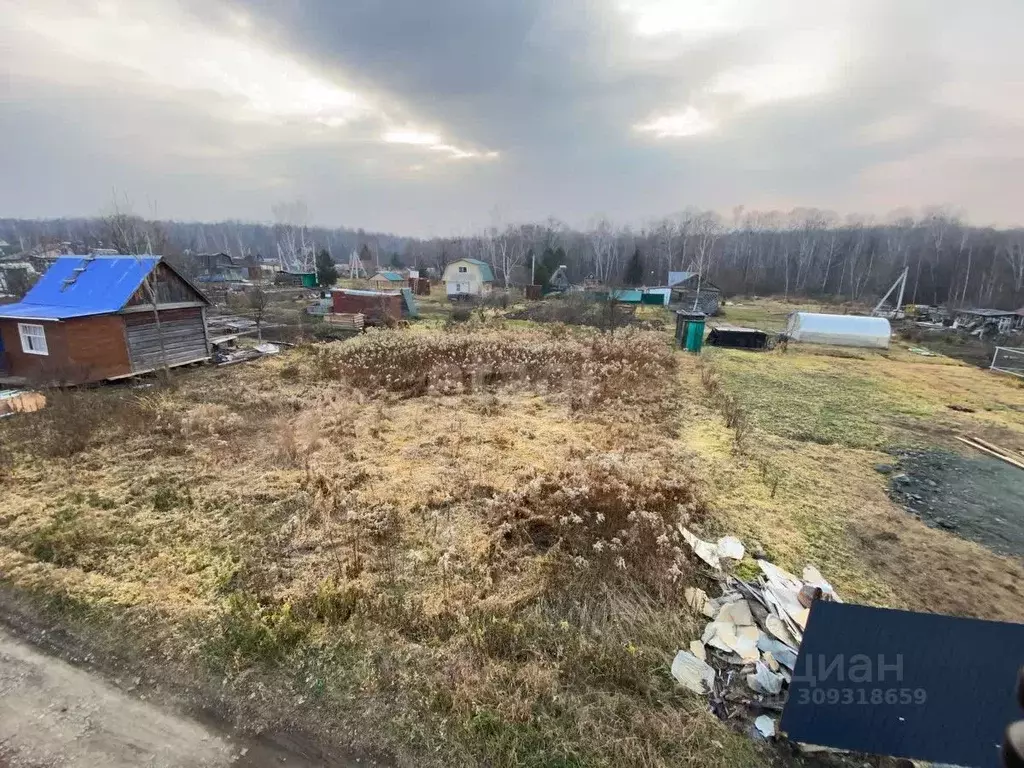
325,313,365,331
0,390,46,416
955,435,1024,470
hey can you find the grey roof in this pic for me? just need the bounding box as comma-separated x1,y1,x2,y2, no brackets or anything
960,308,1016,317
667,271,695,286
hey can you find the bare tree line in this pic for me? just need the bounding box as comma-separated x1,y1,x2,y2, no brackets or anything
4,204,1024,308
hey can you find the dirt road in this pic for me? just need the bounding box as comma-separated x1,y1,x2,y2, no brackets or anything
0,625,348,768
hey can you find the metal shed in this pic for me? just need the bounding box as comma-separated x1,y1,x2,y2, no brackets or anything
785,312,891,349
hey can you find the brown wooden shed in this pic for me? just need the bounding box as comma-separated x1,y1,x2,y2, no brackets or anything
0,255,212,385
331,289,403,325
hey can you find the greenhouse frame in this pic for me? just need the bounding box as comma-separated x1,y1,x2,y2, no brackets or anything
785,312,891,349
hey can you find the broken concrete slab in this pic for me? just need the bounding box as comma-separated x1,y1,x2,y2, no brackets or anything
717,599,754,627
716,536,745,561
747,660,785,695
671,650,716,695
754,715,777,739
684,587,709,616
680,526,720,569
689,640,706,662
756,636,797,671
764,616,799,650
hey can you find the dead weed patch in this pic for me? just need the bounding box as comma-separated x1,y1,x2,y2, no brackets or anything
494,454,706,596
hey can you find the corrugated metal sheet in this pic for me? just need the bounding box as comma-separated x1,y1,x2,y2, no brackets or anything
0,256,160,320
126,314,209,371
333,288,401,297
609,289,643,303
400,288,419,318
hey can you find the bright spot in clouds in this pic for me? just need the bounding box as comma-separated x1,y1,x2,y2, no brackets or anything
383,129,444,146
635,107,716,138
7,0,495,162
619,0,749,39
630,6,850,140
383,128,499,160
15,0,371,126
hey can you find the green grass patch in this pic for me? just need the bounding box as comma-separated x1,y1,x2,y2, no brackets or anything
712,350,935,448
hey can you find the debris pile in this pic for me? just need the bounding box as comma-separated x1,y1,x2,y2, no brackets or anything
212,339,282,367
672,528,843,741
0,389,46,418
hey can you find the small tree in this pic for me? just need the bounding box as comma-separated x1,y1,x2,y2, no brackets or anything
5,268,38,299
315,249,338,288
358,243,374,271
102,197,171,381
247,284,270,342
623,247,644,286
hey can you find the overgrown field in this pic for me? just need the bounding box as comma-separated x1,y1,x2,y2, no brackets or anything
1,307,1023,767
690,301,1024,622
0,326,760,767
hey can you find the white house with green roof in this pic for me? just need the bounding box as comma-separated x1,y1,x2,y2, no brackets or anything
443,258,494,298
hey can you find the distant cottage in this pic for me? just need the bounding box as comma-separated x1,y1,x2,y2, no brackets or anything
668,271,721,315
443,258,494,298
0,255,212,385
369,271,406,291
952,308,1021,334
192,252,247,284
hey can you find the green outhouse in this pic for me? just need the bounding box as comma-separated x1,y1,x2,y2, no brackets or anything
675,311,706,353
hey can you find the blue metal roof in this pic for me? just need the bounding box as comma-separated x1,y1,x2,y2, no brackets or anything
374,271,405,281
609,289,643,303
0,255,160,320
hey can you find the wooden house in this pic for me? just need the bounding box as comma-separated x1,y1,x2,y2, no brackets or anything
369,271,407,291
332,288,403,326
952,308,1018,334
443,259,494,298
668,271,721,315
0,255,212,385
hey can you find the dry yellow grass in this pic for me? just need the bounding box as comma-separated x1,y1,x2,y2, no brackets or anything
681,307,1024,622
0,327,763,768
0,306,1021,766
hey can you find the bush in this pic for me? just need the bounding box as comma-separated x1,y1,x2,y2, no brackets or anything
313,328,675,404
494,454,705,596
208,592,310,670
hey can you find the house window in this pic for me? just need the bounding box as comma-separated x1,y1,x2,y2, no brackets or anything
18,323,48,356
458,266,467,273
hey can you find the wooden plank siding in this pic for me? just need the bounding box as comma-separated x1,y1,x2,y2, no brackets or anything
0,316,132,384
123,307,209,374
123,263,206,307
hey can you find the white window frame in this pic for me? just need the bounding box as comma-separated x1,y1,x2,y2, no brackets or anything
458,266,468,273
18,322,48,356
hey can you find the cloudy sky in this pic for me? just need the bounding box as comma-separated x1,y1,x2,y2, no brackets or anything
2,0,1021,234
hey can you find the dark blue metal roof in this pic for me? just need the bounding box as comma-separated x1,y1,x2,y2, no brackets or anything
0,255,160,320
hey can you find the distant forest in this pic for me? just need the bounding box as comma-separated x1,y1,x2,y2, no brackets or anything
2,205,1023,309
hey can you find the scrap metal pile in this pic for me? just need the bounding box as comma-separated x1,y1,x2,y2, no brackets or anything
672,528,842,741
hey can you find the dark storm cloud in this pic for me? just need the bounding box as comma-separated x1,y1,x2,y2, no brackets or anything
2,0,1023,231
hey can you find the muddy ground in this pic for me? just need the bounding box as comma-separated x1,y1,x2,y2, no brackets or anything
886,449,1024,558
